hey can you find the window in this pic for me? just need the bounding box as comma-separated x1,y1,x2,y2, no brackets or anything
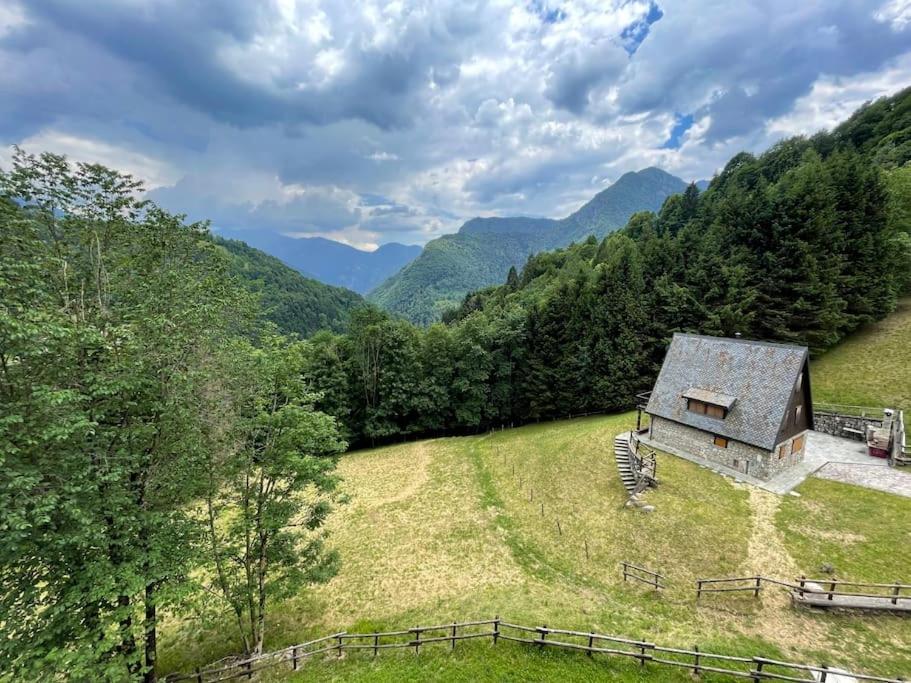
796,372,803,392
688,399,727,418
706,404,725,418
778,441,791,459
687,399,707,414
795,405,803,422
792,434,805,455
713,435,729,448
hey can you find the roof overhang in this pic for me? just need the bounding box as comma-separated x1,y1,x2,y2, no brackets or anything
682,388,737,410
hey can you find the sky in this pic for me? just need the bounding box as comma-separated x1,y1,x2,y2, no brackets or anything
1,1,910,251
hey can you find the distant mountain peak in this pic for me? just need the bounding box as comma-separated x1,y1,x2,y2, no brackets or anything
369,166,688,324
217,230,421,293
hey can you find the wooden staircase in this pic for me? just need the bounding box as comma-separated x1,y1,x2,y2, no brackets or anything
613,433,638,494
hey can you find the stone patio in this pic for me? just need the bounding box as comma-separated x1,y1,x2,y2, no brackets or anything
639,430,911,497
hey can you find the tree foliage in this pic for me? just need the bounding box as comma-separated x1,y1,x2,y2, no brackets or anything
0,150,344,680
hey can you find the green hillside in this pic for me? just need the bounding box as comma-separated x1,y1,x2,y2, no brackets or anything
368,168,687,325
365,231,554,324
812,297,911,410
215,236,365,337
160,414,911,680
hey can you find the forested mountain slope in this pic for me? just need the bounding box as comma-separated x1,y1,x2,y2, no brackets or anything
218,230,421,294
368,168,687,324
215,236,364,337
305,87,911,447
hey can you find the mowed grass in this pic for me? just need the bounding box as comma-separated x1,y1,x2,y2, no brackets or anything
812,297,911,410
161,413,911,680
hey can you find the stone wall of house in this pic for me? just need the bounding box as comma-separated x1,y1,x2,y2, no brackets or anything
813,411,881,442
649,417,806,481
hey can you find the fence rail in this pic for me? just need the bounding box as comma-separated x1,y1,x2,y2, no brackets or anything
695,574,911,608
622,561,665,591
165,616,904,683
893,410,909,466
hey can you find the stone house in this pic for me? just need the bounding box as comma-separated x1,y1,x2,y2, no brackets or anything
644,333,813,481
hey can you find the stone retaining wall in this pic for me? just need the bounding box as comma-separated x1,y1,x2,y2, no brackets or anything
813,412,882,442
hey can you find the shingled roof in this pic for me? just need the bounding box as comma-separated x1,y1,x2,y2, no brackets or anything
645,333,809,451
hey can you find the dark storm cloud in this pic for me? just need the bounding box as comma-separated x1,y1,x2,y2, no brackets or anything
2,0,909,245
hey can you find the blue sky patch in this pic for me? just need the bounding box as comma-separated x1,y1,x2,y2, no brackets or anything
621,1,664,55
529,0,566,24
662,113,694,149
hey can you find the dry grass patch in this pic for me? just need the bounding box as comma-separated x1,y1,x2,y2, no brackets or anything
312,438,525,627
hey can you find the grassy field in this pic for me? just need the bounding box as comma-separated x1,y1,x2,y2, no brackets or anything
160,411,911,680
812,297,911,410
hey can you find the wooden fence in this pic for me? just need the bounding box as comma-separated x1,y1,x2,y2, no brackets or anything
165,616,905,682
621,561,665,591
893,410,909,466
795,576,911,605
696,575,911,611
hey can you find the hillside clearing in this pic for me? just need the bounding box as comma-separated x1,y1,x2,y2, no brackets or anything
161,413,911,679
812,297,911,410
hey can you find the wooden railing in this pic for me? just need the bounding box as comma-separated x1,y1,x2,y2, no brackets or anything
628,432,657,482
795,576,911,604
166,616,904,682
621,562,665,591
892,410,909,466
696,575,911,605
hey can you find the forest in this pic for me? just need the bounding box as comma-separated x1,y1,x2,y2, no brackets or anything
305,97,911,447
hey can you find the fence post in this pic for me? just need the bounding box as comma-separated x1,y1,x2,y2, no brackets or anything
638,643,647,666
696,580,702,600
798,575,806,597
373,634,379,657
754,576,761,599
587,633,594,657
451,622,457,650
337,633,344,658
693,645,700,676
828,580,836,601
893,582,901,606
292,645,299,671
493,616,500,646
245,658,253,680
622,563,628,583
195,666,202,683
820,663,828,682
538,625,547,649
752,657,764,682
413,628,421,655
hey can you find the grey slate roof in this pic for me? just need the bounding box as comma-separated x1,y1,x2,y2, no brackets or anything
645,334,808,451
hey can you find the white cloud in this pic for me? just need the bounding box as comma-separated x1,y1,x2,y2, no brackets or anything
4,130,178,189
875,0,911,31
766,52,911,138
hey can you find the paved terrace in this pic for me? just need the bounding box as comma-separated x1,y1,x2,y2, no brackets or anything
638,430,911,497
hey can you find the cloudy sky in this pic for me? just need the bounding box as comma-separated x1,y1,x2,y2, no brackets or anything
2,1,910,250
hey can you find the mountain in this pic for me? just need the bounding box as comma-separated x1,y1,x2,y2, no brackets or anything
368,167,688,324
217,230,421,294
214,236,365,337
